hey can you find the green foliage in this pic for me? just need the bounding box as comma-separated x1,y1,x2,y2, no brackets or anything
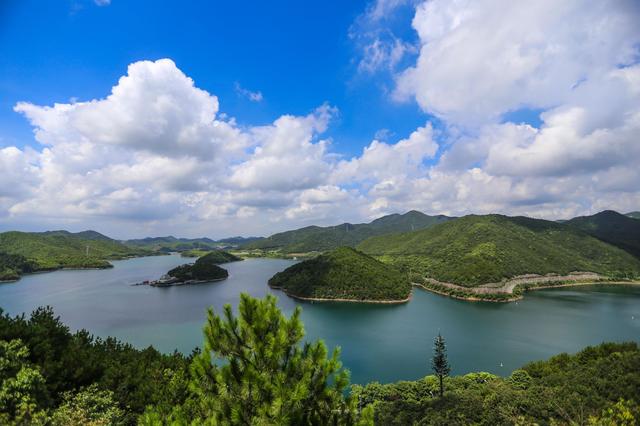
0,230,153,279
144,294,368,425
358,342,640,425
358,214,640,285
566,210,640,259
588,399,639,425
167,253,230,281
0,307,191,424
245,210,451,253
51,384,125,426
269,247,411,301
0,339,50,425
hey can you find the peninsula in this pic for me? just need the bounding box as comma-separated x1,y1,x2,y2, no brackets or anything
268,247,411,303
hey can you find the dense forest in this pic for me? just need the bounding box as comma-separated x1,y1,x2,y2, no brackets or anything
243,210,451,253
1,297,638,425
268,247,411,301
358,214,640,286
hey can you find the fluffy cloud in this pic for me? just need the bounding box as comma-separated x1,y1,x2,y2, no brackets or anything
2,59,418,236
15,59,248,160
333,123,437,183
229,106,334,192
3,0,640,237
396,0,640,127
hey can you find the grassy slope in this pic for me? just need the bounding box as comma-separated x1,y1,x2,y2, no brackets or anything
0,230,150,272
245,210,451,253
357,215,640,286
268,246,410,301
566,210,640,258
626,211,640,219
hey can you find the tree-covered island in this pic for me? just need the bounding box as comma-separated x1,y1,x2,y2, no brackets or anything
143,251,235,287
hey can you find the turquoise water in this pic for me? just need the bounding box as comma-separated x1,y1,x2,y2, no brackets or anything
1,254,639,385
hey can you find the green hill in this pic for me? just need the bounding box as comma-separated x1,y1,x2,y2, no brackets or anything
245,210,451,253
565,210,640,258
357,215,640,285
268,246,410,301
0,230,151,278
626,211,640,219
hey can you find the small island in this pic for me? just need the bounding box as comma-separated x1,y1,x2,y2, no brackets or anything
268,247,411,303
141,251,235,287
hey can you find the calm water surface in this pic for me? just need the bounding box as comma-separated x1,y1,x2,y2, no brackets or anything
1,254,638,385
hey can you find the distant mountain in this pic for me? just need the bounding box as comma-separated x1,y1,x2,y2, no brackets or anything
565,210,640,258
268,247,410,302
126,235,260,252
0,230,151,280
217,236,263,245
243,210,452,253
626,211,640,220
357,214,640,285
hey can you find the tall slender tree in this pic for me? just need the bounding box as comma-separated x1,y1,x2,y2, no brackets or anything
431,333,451,398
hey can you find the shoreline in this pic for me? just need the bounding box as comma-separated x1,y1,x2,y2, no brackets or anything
413,279,640,303
269,285,411,304
143,276,228,287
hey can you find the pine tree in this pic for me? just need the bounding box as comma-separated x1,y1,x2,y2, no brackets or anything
431,333,451,398
177,293,369,425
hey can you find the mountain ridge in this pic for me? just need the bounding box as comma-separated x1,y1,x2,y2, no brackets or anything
243,210,453,253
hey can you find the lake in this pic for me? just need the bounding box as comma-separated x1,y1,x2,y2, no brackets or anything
1,254,638,385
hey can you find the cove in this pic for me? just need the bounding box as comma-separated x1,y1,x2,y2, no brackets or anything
0,253,638,385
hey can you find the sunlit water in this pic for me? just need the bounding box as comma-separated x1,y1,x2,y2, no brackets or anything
1,254,638,385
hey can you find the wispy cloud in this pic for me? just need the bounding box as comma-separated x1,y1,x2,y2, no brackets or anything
234,82,263,102
94,0,111,6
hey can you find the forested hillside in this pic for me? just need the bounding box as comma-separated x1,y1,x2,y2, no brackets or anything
358,214,640,285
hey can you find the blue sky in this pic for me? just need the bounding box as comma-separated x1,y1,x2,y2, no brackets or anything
0,0,427,157
0,0,639,238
